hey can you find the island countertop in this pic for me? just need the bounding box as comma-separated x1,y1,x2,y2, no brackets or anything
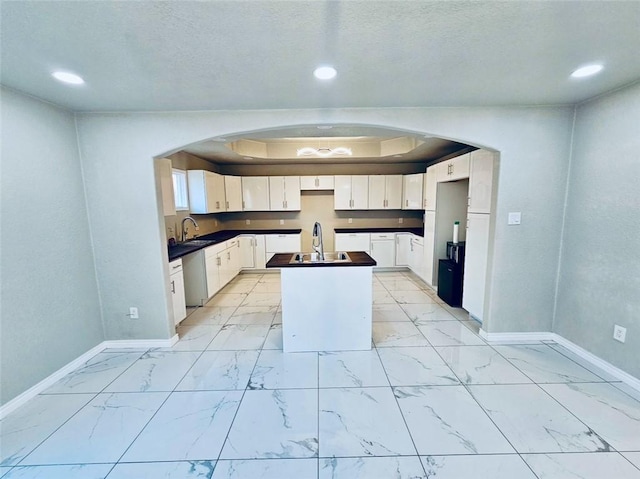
266,251,376,268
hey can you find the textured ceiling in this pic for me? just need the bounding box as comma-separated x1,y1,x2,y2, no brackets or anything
2,1,639,112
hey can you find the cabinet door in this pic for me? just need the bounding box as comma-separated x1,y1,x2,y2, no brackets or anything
158,158,176,216
300,175,334,190
335,233,370,252
170,270,186,325
227,239,241,282
423,167,438,211
242,176,269,211
368,175,386,209
403,173,423,210
205,252,221,297
395,234,411,266
351,175,369,209
224,176,243,212
385,175,403,209
254,235,266,269
410,240,424,280
462,213,491,322
283,176,301,210
206,171,225,212
269,177,286,210
370,240,395,267
423,211,436,286
334,176,352,209
468,150,494,214
450,153,470,181
239,236,255,269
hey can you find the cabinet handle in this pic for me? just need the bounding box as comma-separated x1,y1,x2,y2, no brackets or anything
171,264,181,270
171,280,175,293
315,178,319,187
226,201,229,209
405,199,409,207
242,200,245,209
467,196,471,207
217,257,221,266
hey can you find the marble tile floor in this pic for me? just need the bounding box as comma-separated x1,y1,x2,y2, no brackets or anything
2,271,640,478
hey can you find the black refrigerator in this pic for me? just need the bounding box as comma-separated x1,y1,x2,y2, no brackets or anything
437,242,465,307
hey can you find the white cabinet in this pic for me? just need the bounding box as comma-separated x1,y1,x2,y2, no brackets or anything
334,233,370,252
334,175,369,210
438,153,470,182
423,211,436,286
239,235,255,269
204,244,225,299
224,176,243,212
254,235,266,269
408,236,424,279
242,176,270,211
395,233,411,266
169,259,186,325
219,239,240,287
300,175,334,190
402,173,424,210
462,213,491,322
468,150,495,214
158,158,176,216
423,166,438,211
370,233,396,267
188,170,226,214
269,176,301,211
265,234,301,262
368,175,403,210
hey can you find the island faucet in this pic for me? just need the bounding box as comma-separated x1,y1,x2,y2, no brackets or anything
312,221,325,261
181,216,199,242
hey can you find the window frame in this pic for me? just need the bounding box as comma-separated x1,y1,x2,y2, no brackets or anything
172,168,189,211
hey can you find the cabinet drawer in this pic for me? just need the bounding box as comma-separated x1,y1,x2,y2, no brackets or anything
370,233,394,240
169,258,183,273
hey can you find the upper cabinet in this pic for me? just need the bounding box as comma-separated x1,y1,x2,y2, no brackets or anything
468,150,495,214
368,175,403,210
300,175,334,190
423,166,438,211
188,170,226,214
334,175,369,210
157,158,176,216
402,173,424,210
242,176,270,211
269,176,301,211
438,153,470,182
224,175,243,212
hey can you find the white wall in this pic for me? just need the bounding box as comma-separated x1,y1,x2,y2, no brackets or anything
0,88,104,404
554,82,640,378
75,106,574,341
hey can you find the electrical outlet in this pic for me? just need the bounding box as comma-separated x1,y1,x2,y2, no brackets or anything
214,220,218,227
129,307,139,319
246,219,251,225
348,218,353,224
398,218,403,224
613,325,627,343
279,219,284,225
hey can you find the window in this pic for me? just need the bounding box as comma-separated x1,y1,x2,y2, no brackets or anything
172,169,189,211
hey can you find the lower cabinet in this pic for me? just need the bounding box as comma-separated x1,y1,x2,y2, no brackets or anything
395,233,411,266
334,233,370,253
408,235,424,280
462,213,491,321
169,259,186,325
369,233,395,267
265,234,301,262
423,211,436,286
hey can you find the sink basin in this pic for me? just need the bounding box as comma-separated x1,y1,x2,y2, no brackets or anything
182,239,214,247
289,252,352,264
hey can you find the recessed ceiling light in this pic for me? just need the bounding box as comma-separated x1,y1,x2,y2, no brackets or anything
314,66,337,80
51,71,84,85
571,64,603,78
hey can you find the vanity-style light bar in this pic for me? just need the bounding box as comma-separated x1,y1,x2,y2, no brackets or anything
296,147,353,157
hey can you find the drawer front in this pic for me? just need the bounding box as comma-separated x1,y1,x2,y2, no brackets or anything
370,233,394,241
169,258,183,273
265,234,301,252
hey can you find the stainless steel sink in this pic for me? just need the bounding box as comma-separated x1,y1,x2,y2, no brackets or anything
183,239,214,247
289,251,352,264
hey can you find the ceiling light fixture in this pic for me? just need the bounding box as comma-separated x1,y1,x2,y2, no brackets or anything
571,64,604,78
314,66,337,80
51,71,84,85
297,147,352,157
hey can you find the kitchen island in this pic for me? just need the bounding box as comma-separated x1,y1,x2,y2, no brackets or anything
266,252,376,352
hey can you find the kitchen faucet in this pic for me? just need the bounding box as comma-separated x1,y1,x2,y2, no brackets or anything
312,221,325,261
181,216,199,242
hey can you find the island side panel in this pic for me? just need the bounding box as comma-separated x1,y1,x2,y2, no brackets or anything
281,266,373,352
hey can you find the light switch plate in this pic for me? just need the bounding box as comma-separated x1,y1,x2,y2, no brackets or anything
245,219,250,225
279,219,284,225
508,212,522,225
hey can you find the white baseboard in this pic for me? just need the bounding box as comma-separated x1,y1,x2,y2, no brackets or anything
0,335,180,419
479,329,640,392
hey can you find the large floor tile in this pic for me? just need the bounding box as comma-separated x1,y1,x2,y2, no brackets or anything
400,303,457,323
372,291,396,304
377,347,459,386
436,346,533,385
249,350,318,389
220,281,257,294
240,293,280,307
226,306,277,325
103,351,200,392
0,394,95,466
172,323,223,351
206,293,247,307
522,452,640,479
389,290,434,304
623,452,640,468
372,303,411,322
319,387,416,457
262,324,283,350
122,391,242,462
2,464,114,479
22,392,168,465
379,279,422,291
220,389,318,459
544,343,621,381
251,282,281,293
107,461,215,478
258,273,281,283
541,382,640,451
373,322,430,347
319,456,426,478
420,454,537,478
212,459,317,479
468,384,612,453
613,383,640,402
417,321,485,346
394,385,513,455
181,306,236,326
207,324,270,350
319,351,389,388
176,350,259,391
494,344,604,383
43,352,142,394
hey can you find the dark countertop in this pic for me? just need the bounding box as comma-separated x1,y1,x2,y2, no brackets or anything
168,228,302,261
334,227,424,237
266,251,376,268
